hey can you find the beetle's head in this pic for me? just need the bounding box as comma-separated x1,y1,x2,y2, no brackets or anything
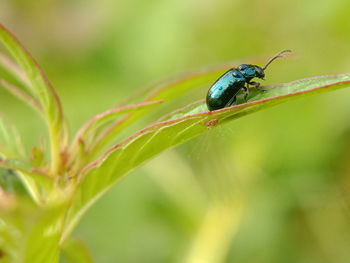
238,64,265,80
238,50,292,81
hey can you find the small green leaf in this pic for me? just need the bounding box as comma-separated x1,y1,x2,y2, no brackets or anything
62,73,350,241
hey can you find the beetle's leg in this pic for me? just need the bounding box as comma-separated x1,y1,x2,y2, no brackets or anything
249,81,266,92
249,81,260,88
243,84,249,102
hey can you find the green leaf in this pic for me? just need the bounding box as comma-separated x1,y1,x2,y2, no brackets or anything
62,73,350,241
0,24,66,175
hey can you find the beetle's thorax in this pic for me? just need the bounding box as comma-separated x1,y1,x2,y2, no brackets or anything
237,64,265,80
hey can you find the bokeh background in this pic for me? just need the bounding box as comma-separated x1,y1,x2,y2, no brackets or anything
1,0,350,262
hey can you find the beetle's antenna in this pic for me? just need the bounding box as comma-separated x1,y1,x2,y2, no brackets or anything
262,49,291,70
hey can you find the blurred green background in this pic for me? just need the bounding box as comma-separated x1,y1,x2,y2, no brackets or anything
1,0,350,262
